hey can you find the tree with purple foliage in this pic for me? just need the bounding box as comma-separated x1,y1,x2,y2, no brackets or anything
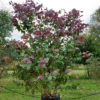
7,0,88,99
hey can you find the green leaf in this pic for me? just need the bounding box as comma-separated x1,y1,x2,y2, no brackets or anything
54,25,57,29
48,75,52,80
26,24,32,27
39,24,43,27
59,55,64,60
28,29,33,33
27,64,32,70
44,44,48,48
28,77,34,82
55,54,59,58
22,64,27,68
35,66,40,71
52,75,56,79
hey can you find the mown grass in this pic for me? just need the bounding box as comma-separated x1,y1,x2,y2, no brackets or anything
0,69,100,100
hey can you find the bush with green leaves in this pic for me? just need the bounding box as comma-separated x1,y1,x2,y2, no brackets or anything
0,9,15,77
86,57,100,79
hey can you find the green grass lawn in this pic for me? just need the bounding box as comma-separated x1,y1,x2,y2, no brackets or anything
0,70,100,100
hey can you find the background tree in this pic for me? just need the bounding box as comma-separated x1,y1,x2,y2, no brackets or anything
89,6,100,57
73,6,100,77
0,9,13,42
0,9,14,77
72,33,94,77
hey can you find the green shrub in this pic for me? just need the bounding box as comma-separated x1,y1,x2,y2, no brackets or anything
86,57,100,79
0,9,13,78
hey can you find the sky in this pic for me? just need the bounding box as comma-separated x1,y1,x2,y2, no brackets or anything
0,0,100,40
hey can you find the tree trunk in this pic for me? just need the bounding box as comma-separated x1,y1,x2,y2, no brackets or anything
87,67,90,78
